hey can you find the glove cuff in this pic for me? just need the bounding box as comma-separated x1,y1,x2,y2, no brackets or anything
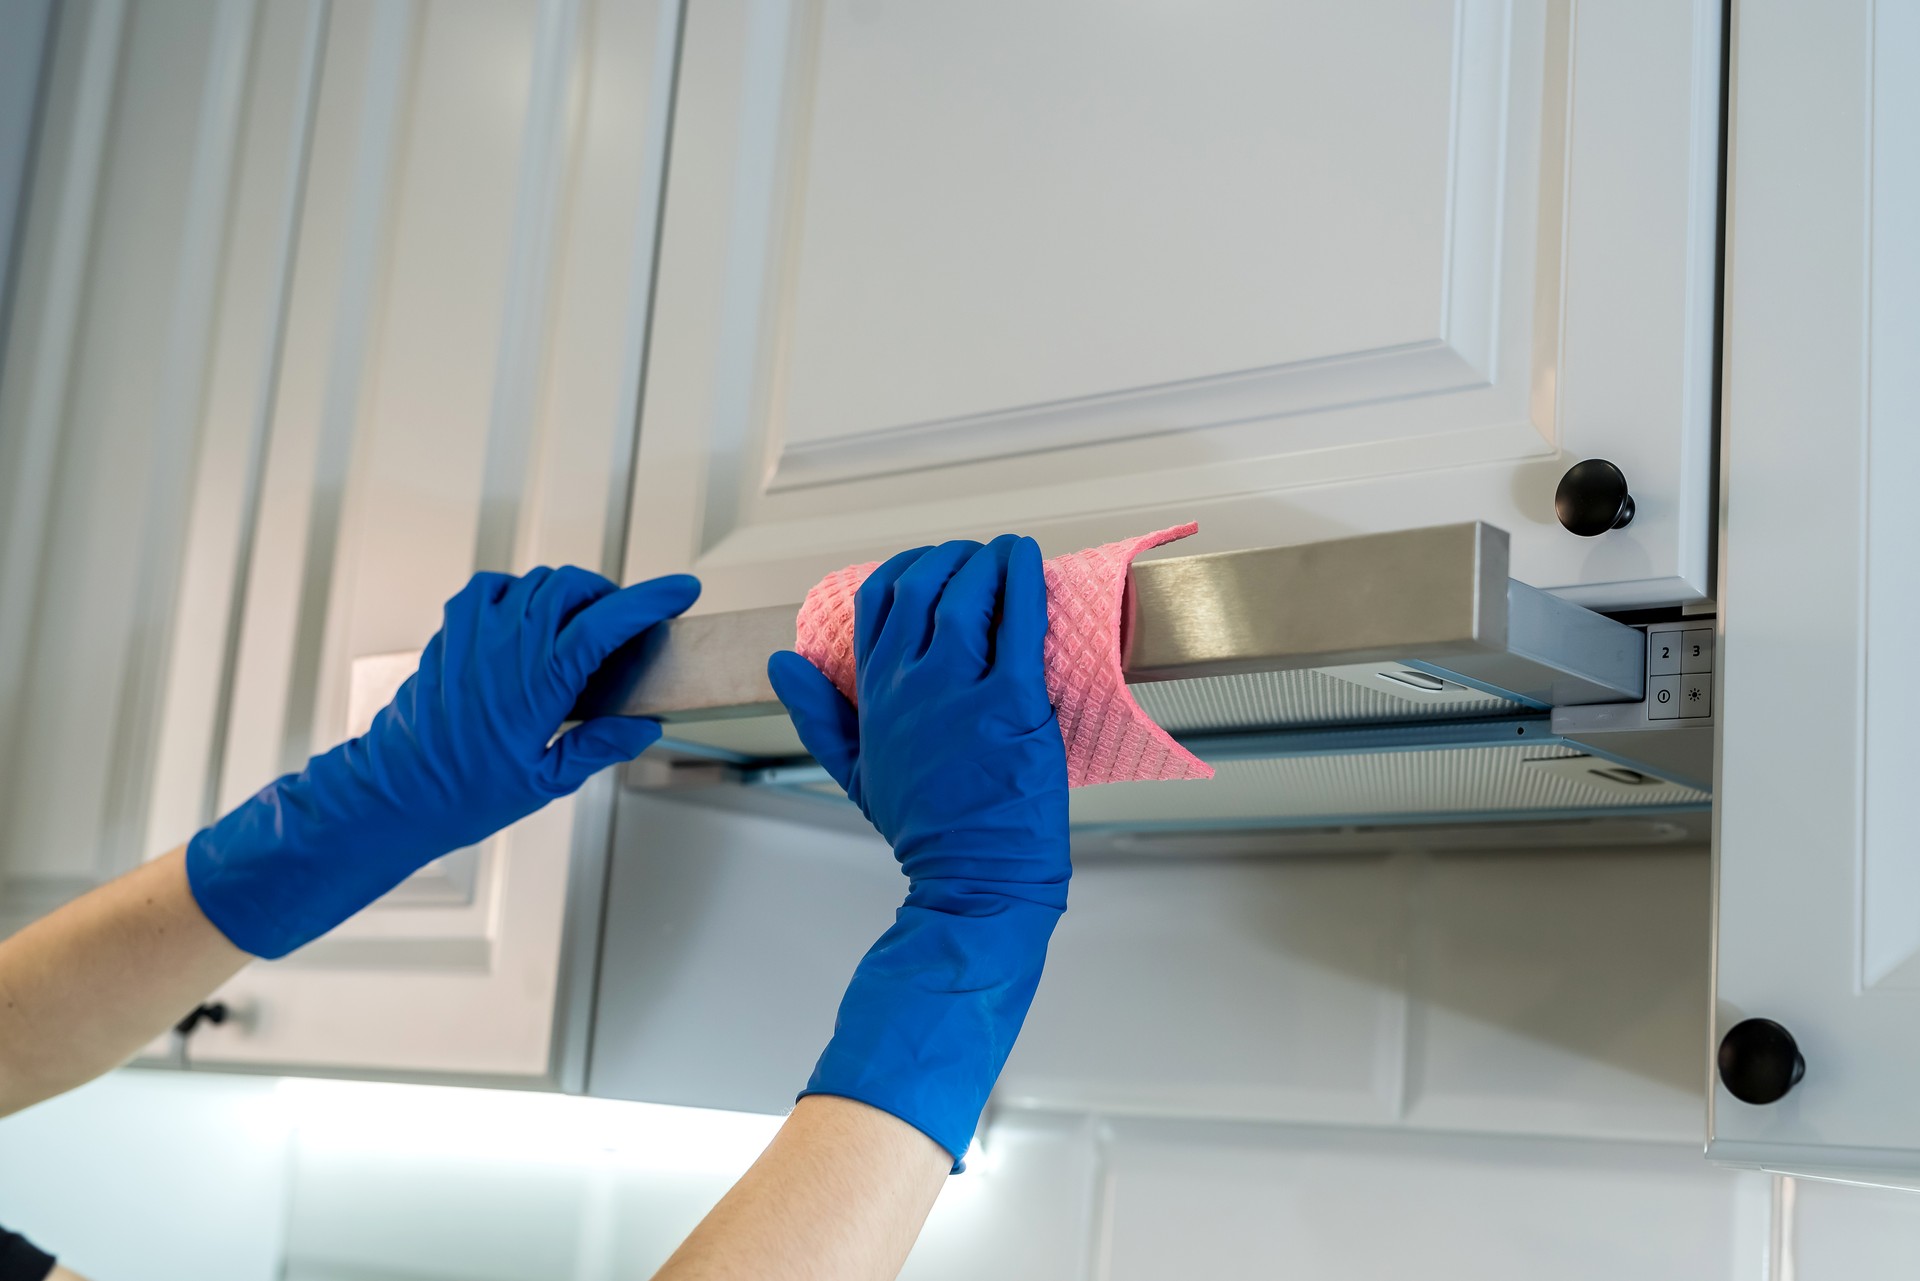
801,899,1060,1170
185,749,420,959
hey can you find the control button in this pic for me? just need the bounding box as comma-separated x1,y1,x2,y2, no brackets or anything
1682,628,1714,673
1648,631,1684,677
1648,674,1683,719
1677,674,1712,718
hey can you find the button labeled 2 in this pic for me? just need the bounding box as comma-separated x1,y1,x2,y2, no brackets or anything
1649,630,1684,676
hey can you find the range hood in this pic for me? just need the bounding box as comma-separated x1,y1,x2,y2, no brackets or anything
576,524,1713,833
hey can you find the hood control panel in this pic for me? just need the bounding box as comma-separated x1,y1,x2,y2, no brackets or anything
1645,626,1714,720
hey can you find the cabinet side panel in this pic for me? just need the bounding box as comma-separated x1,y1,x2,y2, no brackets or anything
1711,0,1920,1164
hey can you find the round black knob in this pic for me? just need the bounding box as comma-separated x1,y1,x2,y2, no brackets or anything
1717,1018,1804,1104
1555,459,1636,536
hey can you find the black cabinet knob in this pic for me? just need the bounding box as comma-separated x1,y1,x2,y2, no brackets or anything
1555,459,1636,536
174,1001,229,1038
1718,1018,1804,1104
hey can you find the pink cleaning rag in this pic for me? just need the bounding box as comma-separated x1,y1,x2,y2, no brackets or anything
794,524,1214,788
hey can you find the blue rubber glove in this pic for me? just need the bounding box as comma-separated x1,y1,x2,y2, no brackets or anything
767,534,1070,1168
187,566,700,959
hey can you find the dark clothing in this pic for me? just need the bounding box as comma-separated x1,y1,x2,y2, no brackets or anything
0,1225,53,1281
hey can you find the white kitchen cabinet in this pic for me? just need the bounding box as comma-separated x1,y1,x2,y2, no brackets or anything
171,0,681,1082
625,0,1722,613
592,789,1714,1145
0,0,274,937
1,0,680,1082
0,3,53,326
1708,0,1920,1180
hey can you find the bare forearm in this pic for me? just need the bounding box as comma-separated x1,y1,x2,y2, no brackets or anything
652,1095,950,1281
0,846,246,1116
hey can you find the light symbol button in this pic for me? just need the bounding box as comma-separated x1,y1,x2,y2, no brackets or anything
1677,675,1712,718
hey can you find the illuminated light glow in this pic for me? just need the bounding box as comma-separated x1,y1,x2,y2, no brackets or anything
958,1134,1001,1178
273,1078,783,1175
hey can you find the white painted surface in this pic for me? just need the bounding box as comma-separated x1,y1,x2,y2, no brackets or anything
1099,1121,1767,1281
0,0,53,338
19,1069,1897,1281
1710,0,1920,1173
627,0,1721,613
0,0,260,935
1403,849,1709,1140
142,0,332,884
0,1072,291,1281
177,0,681,1079
1005,851,1414,1128
1791,1176,1920,1281
0,0,679,1079
594,795,1711,1147
272,1082,1097,1281
16,1070,1920,1279
588,793,903,1114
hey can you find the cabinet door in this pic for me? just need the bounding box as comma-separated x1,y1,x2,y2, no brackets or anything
625,0,1722,613
169,0,679,1081
594,791,1710,1148
1709,0,1920,1177
0,0,276,936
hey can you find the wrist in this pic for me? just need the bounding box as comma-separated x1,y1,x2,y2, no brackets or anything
901,875,1069,921
893,828,1071,917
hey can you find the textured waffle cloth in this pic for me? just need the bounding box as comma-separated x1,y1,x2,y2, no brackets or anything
794,524,1215,788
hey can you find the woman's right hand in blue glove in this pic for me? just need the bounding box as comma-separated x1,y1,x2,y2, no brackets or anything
766,534,1071,1168
187,566,700,959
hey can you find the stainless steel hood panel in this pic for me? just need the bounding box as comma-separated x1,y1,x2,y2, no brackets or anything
576,523,1644,728
576,523,1701,830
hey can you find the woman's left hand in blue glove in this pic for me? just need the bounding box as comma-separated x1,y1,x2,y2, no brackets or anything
187,566,700,959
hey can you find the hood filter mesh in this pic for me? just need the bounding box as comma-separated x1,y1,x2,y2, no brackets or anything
1064,744,1707,828
1129,668,1523,734
773,744,1707,829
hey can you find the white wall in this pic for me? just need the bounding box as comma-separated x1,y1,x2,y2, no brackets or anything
273,1102,1772,1281
4,1070,1920,1279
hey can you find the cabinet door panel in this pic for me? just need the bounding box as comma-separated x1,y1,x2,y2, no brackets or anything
628,0,1720,611
593,798,1709,1146
0,0,266,934
175,0,677,1080
1709,0,1920,1174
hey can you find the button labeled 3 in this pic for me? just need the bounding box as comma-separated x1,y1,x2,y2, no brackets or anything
1681,628,1714,673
